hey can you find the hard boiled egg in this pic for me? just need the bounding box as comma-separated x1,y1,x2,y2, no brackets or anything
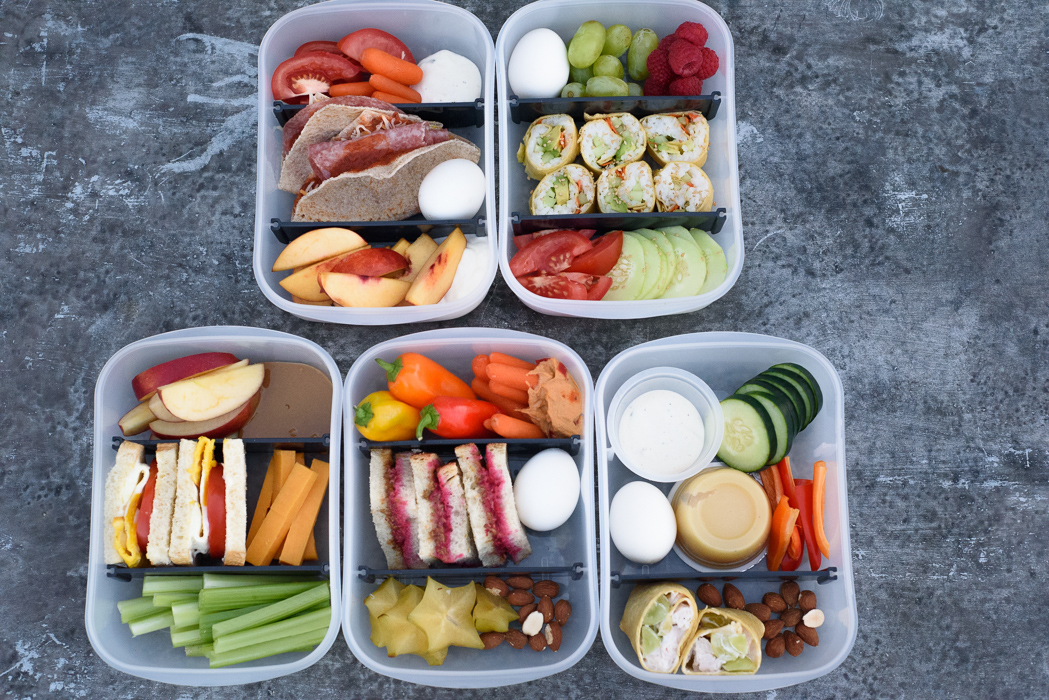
418,159,486,220
513,448,579,531
609,482,676,564
508,28,570,98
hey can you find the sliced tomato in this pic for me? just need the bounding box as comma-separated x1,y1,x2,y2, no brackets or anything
509,231,593,277
294,40,343,57
271,53,362,101
205,465,226,559
586,275,613,300
135,461,158,553
517,274,588,300
565,230,624,276
513,234,534,250
337,28,415,63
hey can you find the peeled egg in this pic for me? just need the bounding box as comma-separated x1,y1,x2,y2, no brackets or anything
513,448,580,531
418,159,486,220
508,28,570,98
609,482,676,564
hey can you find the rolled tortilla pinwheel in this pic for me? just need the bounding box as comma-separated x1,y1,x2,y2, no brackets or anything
528,164,595,216
640,111,710,168
517,114,580,180
579,112,646,172
596,161,655,214
619,583,699,674
653,162,714,213
680,607,765,675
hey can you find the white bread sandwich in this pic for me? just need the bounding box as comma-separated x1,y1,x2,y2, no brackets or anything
369,449,427,569
455,443,532,566
104,440,178,567
169,437,247,566
410,452,478,566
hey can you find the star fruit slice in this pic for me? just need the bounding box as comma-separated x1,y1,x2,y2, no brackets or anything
376,584,429,657
472,583,519,633
407,577,485,652
364,577,406,647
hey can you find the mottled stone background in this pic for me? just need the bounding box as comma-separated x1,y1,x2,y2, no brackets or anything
2,0,1047,697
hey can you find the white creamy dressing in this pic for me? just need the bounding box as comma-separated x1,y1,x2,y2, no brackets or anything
619,389,705,475
189,465,211,558
644,600,694,672
440,237,488,304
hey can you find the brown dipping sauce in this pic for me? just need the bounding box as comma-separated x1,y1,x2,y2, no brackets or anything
239,362,333,439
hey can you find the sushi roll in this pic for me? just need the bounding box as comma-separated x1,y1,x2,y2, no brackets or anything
640,111,710,168
529,164,596,215
517,114,580,180
653,163,714,213
596,162,656,213
579,112,647,172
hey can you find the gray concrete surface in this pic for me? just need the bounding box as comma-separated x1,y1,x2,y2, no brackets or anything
2,0,1047,697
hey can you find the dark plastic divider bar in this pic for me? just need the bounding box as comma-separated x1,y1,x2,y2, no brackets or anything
273,99,486,129
112,435,330,453
271,217,485,245
508,92,720,124
359,562,585,584
107,563,330,582
610,567,838,587
357,435,582,457
512,209,727,236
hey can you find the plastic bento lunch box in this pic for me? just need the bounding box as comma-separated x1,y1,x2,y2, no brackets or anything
595,332,857,692
496,0,743,319
254,0,497,325
85,327,343,686
342,328,598,687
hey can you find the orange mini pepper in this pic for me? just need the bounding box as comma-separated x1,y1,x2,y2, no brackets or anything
375,352,475,409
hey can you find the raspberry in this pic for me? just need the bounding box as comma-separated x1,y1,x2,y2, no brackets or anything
643,77,668,96
674,21,709,47
668,76,704,96
668,39,704,78
645,47,673,85
657,33,678,52
694,47,719,80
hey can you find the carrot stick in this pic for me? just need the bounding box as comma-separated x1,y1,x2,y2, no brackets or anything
369,74,421,102
489,414,546,439
769,465,784,507
471,377,530,420
813,461,830,557
329,82,374,97
489,380,530,405
471,354,490,380
360,48,423,86
488,352,535,370
485,363,536,392
759,470,778,509
371,90,420,105
787,526,802,560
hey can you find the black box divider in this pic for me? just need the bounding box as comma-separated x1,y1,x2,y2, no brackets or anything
112,435,331,454
271,216,486,245
107,563,330,582
508,92,721,125
610,567,838,588
511,209,727,236
358,435,582,458
358,562,585,584
273,99,486,129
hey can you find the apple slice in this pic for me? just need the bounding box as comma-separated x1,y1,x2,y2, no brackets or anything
272,227,368,271
158,363,265,422
131,352,240,401
320,273,410,307
401,234,438,283
148,393,183,423
118,401,156,436
321,247,407,278
405,227,467,305
150,391,261,439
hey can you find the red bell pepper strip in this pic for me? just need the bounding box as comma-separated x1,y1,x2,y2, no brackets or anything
786,525,802,560
376,353,475,409
416,397,500,440
779,530,803,571
794,479,822,571
776,456,797,505
813,461,831,558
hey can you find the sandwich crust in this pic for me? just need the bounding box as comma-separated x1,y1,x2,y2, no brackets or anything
169,439,201,565
221,439,247,566
103,441,146,565
145,442,178,566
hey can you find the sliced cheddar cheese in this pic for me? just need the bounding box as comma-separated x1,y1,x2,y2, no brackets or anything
247,452,279,547
279,459,330,566
245,464,317,566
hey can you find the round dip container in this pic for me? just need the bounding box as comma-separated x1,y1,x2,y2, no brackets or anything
670,467,771,569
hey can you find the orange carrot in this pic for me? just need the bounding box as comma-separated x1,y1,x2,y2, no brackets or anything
787,525,802,560
471,354,490,380
369,74,421,102
471,377,530,420
371,90,420,105
486,363,537,392
489,414,546,439
360,48,423,86
813,461,830,557
489,380,530,405
329,82,374,97
759,469,777,508
769,465,784,506
488,352,535,370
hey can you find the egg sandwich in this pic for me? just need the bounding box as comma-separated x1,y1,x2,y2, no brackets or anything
104,441,178,567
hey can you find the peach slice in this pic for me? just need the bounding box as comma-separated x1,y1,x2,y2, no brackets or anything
272,227,368,271
401,234,439,283
320,247,407,278
158,363,265,422
320,272,410,308
405,227,466,306
291,294,333,306
131,352,240,401
118,401,156,436
391,238,411,256
278,259,334,302
149,390,261,439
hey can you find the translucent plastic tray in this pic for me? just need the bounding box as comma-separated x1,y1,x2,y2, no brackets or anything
595,332,857,692
342,328,598,687
496,0,743,319
254,0,497,325
85,327,344,686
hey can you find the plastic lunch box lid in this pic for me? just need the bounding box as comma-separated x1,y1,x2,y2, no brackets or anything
252,0,498,325
340,327,599,687
494,0,744,319
85,326,344,686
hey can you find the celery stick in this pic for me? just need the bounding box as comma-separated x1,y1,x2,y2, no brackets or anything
202,573,320,589
142,575,203,596
152,592,198,609
209,627,327,668
212,583,329,638
171,600,200,629
198,582,319,612
185,643,213,658
170,626,205,648
128,609,175,637
198,604,267,633
118,597,157,623
212,606,331,654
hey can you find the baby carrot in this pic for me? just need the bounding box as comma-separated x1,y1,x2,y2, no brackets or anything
489,380,530,405
329,82,374,97
371,90,420,105
369,74,421,102
360,47,423,86
471,377,530,420
488,352,535,370
489,414,546,440
471,354,490,380
486,363,536,392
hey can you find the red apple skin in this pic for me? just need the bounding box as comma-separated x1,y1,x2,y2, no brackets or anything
149,390,261,439
316,248,407,280
132,352,240,401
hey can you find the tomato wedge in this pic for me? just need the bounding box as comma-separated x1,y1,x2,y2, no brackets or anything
205,465,226,559
135,461,158,553
294,40,343,57
517,274,588,300
509,231,593,277
586,275,613,300
565,231,624,276
337,28,415,63
271,53,362,101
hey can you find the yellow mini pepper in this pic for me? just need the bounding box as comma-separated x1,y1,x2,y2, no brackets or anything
354,391,420,441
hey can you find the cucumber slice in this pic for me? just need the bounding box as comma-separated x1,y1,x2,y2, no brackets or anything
689,229,728,294
744,391,797,465
770,363,824,417
628,231,663,300
717,394,776,472
738,386,800,449
659,228,707,298
761,369,816,427
739,378,806,431
633,228,675,298
604,230,647,300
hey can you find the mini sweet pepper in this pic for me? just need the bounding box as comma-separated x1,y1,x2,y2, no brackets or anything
354,391,420,441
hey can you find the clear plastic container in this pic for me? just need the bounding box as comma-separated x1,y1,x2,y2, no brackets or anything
85,327,344,686
254,0,497,325
496,0,743,319
342,328,598,687
595,332,857,691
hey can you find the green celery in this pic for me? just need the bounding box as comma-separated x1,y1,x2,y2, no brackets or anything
142,575,203,596
212,583,329,638
171,600,200,629
198,604,267,633
118,597,157,623
152,592,198,609
185,643,213,658
209,627,327,668
170,626,204,648
128,609,174,637
202,574,319,589
212,606,331,654
198,582,319,612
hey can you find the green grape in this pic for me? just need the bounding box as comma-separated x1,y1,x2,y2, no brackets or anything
569,63,594,85
592,55,624,79
627,28,659,81
602,24,632,58
560,82,586,98
627,81,643,96
584,76,629,97
567,20,606,69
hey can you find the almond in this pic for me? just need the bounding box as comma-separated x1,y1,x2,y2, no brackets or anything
696,583,722,607
532,580,559,597
538,595,554,623
799,590,817,613
544,621,563,652
802,609,825,628
744,603,771,622
528,633,547,651
723,583,745,609
517,603,537,624
779,580,800,606
522,610,544,636
765,634,785,658
783,630,804,657
480,632,504,649
506,629,528,649
483,576,510,597
554,599,572,626
779,608,802,627
762,619,784,640
795,622,819,647
762,592,787,613
508,590,535,607
507,575,534,590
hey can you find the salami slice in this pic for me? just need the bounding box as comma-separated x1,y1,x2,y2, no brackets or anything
307,123,450,181
282,95,405,156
